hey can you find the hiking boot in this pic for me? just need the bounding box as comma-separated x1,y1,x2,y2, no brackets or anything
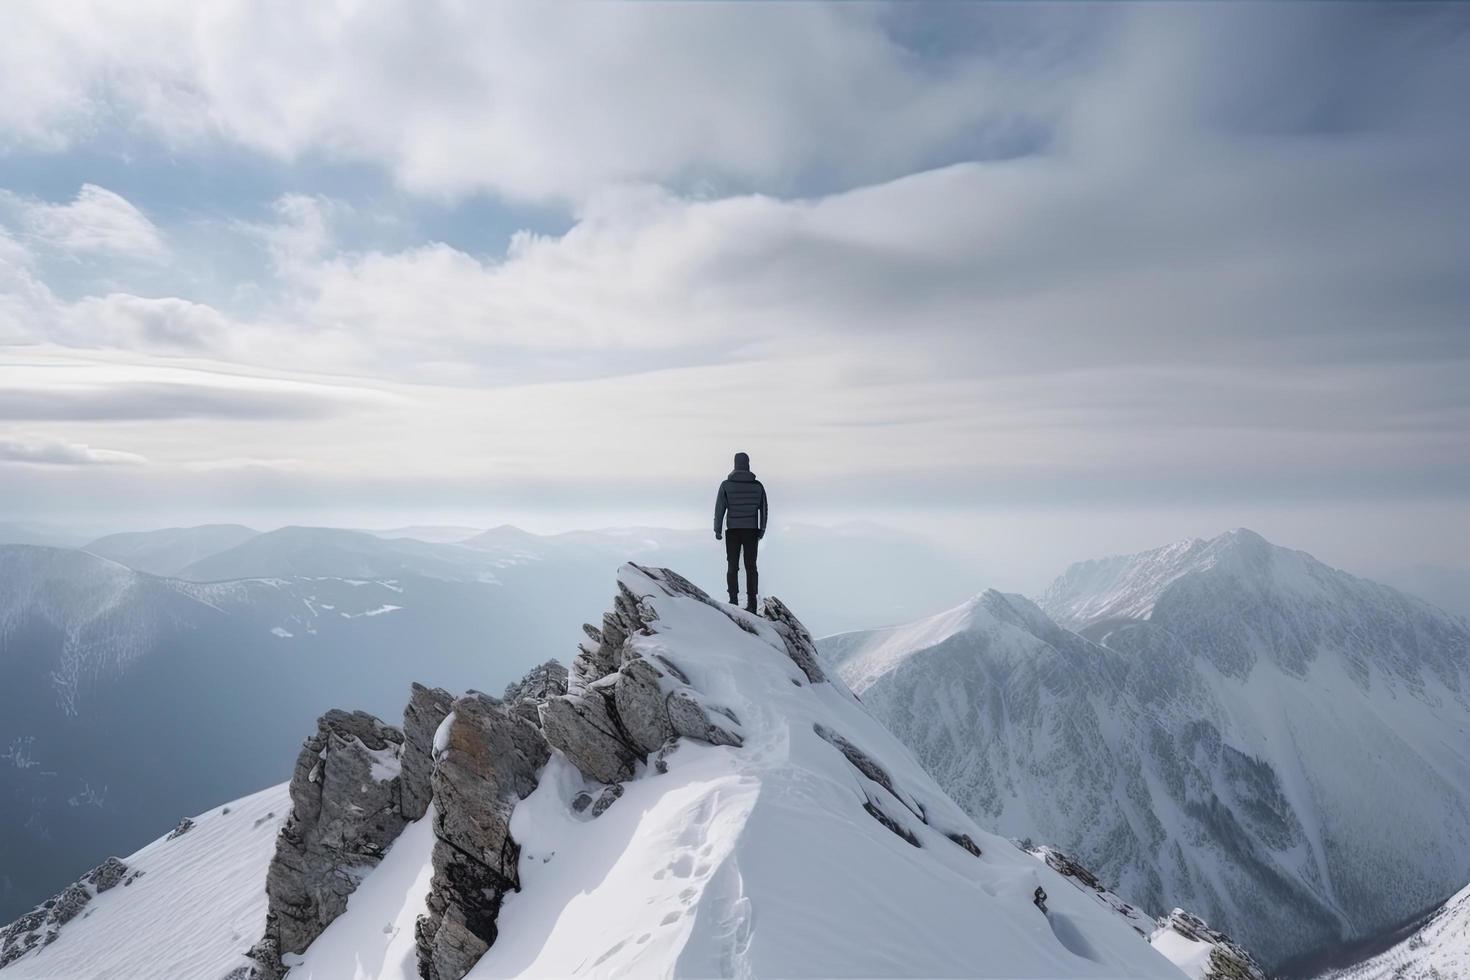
728,594,739,606
745,595,758,614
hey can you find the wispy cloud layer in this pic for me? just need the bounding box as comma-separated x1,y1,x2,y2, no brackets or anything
0,2,1465,540
0,435,145,466
9,184,168,260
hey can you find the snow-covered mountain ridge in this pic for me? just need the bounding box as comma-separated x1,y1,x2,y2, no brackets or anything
1313,881,1470,980
822,529,1470,969
2,565,1251,978
0,521,972,924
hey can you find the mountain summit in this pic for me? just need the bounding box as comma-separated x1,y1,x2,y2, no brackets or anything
2,564,1204,979
823,530,1470,968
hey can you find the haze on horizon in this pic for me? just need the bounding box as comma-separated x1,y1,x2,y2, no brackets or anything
1,3,1466,590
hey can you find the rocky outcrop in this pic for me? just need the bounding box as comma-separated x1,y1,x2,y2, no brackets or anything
402,682,455,821
504,659,568,703
761,596,827,684
1022,844,1266,976
1154,909,1267,980
539,683,642,784
0,857,138,968
231,568,821,980
538,564,750,788
1026,844,1153,937
416,692,550,980
247,709,407,980
812,721,985,858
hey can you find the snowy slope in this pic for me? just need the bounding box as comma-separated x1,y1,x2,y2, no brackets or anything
2,783,288,978
822,530,1470,968
1317,881,1470,980
5,565,1190,979
1038,536,1214,631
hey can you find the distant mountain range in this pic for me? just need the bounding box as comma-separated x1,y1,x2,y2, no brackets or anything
821,529,1470,970
0,521,970,922
82,524,259,577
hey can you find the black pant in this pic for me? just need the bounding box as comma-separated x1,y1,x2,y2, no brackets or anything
724,528,759,600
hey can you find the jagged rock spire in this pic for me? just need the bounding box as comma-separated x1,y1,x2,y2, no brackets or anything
247,709,408,980
416,693,550,980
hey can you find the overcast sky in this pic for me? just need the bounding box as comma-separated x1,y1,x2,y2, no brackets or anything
0,2,1466,581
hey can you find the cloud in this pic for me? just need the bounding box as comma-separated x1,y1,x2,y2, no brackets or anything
0,3,1081,203
0,435,146,466
16,184,167,260
57,294,233,352
0,351,396,421
0,3,1464,526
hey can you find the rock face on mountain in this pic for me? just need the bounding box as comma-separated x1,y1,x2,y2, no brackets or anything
0,857,138,968
416,692,550,980
1152,909,1266,980
247,710,408,980
538,566,751,788
503,659,568,703
401,683,454,821
1026,844,1154,939
822,529,1470,968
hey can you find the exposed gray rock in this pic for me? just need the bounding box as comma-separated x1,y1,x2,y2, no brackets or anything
503,659,568,703
862,795,921,847
167,816,195,840
247,709,407,980
539,690,640,784
402,682,455,821
0,857,133,968
1154,909,1266,980
86,856,130,892
946,832,983,857
813,723,903,806
545,566,768,788
613,657,675,755
761,596,827,683
590,783,624,817
653,737,681,775
417,693,551,980
501,660,568,728
667,689,743,747
1034,845,1106,891
1025,844,1152,938
652,654,690,685
809,722,986,854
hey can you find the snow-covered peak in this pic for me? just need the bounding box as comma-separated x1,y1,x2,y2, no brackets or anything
822,533,1470,969
1039,528,1469,680
464,563,1182,978
822,587,1096,697
1037,529,1287,630
3,564,1191,979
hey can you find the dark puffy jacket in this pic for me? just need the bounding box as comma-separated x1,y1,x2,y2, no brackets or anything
715,468,767,532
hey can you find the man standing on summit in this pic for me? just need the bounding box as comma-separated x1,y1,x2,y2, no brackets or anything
714,452,768,612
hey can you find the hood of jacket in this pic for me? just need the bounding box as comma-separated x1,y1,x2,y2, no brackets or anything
726,469,758,482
